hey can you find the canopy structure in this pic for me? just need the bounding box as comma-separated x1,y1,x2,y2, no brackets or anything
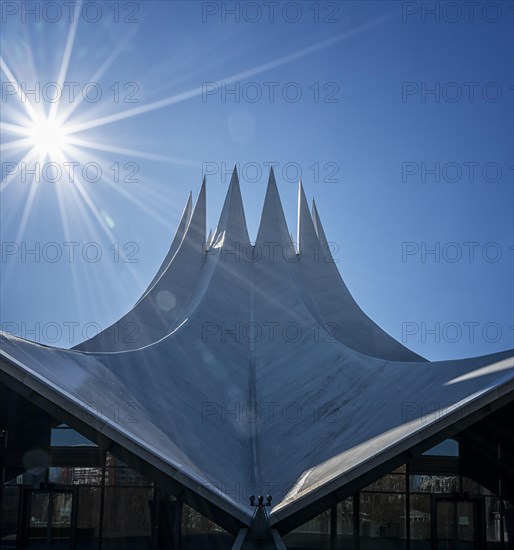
1,167,513,546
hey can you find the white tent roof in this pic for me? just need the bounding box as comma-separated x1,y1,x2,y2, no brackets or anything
1,167,513,535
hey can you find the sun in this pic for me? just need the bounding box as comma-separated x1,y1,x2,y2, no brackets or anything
27,116,71,159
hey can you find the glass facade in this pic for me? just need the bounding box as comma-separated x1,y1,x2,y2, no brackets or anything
360,493,406,541
1,429,512,549
284,462,511,550
0,440,232,550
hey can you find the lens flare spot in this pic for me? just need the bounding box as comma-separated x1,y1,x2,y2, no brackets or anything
101,210,116,229
156,290,176,311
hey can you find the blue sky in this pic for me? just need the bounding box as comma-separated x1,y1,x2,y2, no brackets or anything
1,0,512,360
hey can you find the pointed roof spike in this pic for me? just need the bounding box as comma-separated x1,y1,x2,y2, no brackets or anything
255,165,291,246
184,176,206,248
135,191,193,304
311,198,319,237
147,179,206,291
311,199,330,251
297,180,319,255
232,163,239,183
184,191,193,228
213,163,249,246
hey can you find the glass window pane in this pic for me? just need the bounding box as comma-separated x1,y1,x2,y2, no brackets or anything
363,474,406,492
282,509,331,548
28,492,72,544
182,504,229,534
436,500,452,543
410,494,431,547
337,497,353,535
105,453,128,467
77,487,101,546
104,454,152,486
50,427,96,447
423,439,458,456
296,509,330,534
49,493,73,539
462,477,492,496
181,504,234,548
456,501,475,542
409,475,459,493
0,486,20,545
104,468,152,487
29,492,49,536
18,467,47,488
484,497,502,542
102,487,153,549
49,466,103,485
360,493,406,546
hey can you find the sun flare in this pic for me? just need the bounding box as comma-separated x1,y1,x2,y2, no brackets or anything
28,116,70,159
